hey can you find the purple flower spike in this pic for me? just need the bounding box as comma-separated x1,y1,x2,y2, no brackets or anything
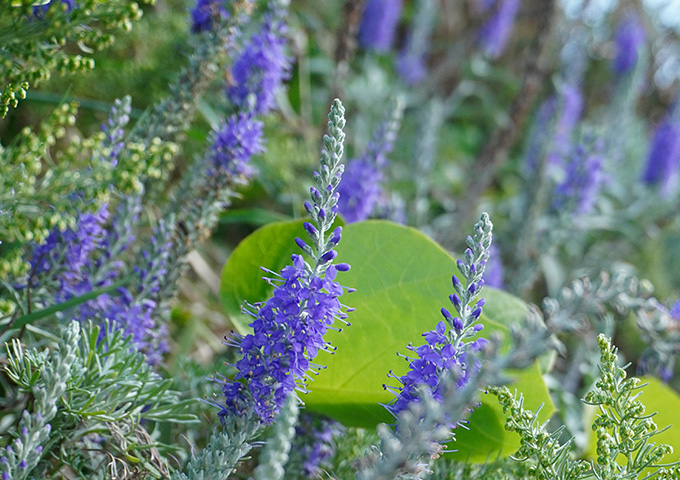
210,113,264,177
337,99,403,223
613,11,646,75
642,113,680,193
478,0,521,59
395,0,436,85
228,10,291,115
221,100,350,424
484,244,504,288
385,217,494,425
358,0,403,52
552,142,605,215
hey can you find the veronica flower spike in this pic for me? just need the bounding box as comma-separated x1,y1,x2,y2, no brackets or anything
385,213,493,422
222,99,353,424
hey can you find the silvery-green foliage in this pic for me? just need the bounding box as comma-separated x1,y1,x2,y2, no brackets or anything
3,321,197,479
540,269,674,448
412,97,445,230
171,410,262,480
543,268,676,379
430,457,533,480
492,334,680,480
543,269,656,336
2,321,79,480
253,395,299,480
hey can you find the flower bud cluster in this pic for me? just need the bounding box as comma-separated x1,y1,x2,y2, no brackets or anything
1,0,154,116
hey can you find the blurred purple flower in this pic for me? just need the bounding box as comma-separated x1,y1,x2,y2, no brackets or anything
475,0,498,14
525,83,583,171
550,83,583,165
337,159,382,223
641,113,680,193
291,414,344,478
395,0,435,85
484,244,504,289
358,0,403,52
338,101,402,223
209,113,264,178
228,11,291,115
395,53,428,85
27,200,170,363
671,300,680,320
478,0,521,58
613,11,646,75
30,204,110,285
190,0,229,33
101,98,131,167
552,143,605,215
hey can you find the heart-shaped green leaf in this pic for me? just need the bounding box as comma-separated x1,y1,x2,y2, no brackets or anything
220,220,554,461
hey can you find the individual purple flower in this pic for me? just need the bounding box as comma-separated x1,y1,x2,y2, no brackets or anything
395,0,436,85
478,0,521,58
612,11,646,76
358,0,403,52
641,113,680,193
209,113,264,178
552,142,605,215
228,10,291,115
337,99,403,223
190,0,229,33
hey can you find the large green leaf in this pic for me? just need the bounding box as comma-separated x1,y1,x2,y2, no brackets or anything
220,220,553,462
